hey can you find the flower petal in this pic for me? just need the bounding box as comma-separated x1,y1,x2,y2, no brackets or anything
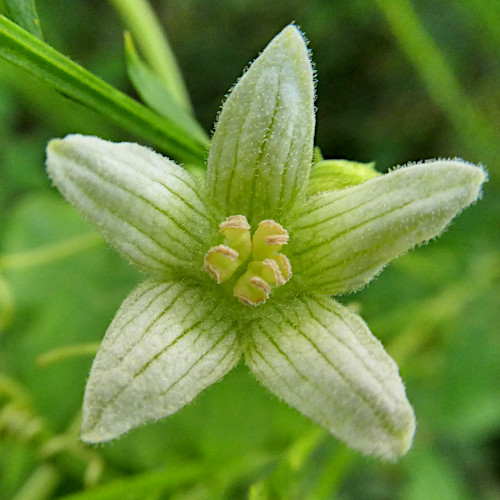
289,160,486,294
244,295,415,460
206,25,315,225
46,134,214,276
81,279,241,443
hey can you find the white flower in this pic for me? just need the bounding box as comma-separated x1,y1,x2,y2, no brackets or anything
46,26,485,460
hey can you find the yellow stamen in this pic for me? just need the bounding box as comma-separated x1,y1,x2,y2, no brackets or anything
204,215,292,305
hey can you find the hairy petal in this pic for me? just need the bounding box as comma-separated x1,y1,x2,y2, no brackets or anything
245,295,415,460
81,279,241,443
289,160,486,294
206,25,315,225
47,134,213,276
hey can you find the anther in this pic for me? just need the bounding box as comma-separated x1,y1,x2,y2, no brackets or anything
204,245,240,284
220,215,251,231
265,234,289,246
252,220,289,261
204,215,292,305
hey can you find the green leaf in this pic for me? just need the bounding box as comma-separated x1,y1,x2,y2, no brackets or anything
58,453,273,500
0,15,208,164
124,32,208,148
108,0,192,111
4,0,43,40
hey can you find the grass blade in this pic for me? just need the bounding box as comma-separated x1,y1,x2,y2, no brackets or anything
0,15,208,164
4,0,43,40
124,32,208,146
109,0,192,111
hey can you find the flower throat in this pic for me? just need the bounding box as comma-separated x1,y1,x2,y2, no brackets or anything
204,215,292,306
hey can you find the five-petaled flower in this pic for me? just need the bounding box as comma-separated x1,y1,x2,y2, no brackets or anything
46,26,485,460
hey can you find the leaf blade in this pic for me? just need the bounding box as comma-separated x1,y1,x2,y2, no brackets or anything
108,0,191,111
124,32,208,146
0,15,208,164
4,0,43,40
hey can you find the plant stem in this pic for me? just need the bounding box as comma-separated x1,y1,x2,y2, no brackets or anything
0,15,208,164
0,232,103,271
12,464,61,500
36,343,101,367
0,274,14,331
376,0,500,178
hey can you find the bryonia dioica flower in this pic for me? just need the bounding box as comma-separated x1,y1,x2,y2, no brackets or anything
46,26,485,460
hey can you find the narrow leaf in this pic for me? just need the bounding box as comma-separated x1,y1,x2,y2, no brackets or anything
124,32,208,147
0,15,208,164
4,0,43,40
109,0,192,111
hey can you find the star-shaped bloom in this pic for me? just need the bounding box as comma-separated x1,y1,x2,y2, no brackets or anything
46,26,485,460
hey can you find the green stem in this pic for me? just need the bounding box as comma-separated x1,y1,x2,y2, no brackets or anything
376,0,500,176
12,464,61,500
108,0,192,111
36,343,101,367
58,453,275,500
0,232,103,271
306,445,355,500
0,15,207,164
0,275,15,331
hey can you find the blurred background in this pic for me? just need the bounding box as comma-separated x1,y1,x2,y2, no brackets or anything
0,0,499,498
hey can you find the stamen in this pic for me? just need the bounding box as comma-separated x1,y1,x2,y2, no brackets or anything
253,220,289,261
262,259,285,286
273,254,292,282
265,234,289,246
250,276,271,294
204,215,292,305
204,245,240,284
234,272,271,306
220,215,251,231
219,215,251,262
207,245,238,260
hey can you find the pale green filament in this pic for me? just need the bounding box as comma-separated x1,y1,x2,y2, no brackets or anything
204,216,292,305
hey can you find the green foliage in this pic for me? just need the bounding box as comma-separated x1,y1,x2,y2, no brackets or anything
3,0,43,40
0,15,207,164
124,32,208,146
1,0,499,498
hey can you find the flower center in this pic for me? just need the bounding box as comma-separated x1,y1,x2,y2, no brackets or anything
204,215,292,306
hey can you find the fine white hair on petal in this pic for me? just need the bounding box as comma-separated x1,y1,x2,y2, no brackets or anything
289,159,486,295
206,25,315,225
46,134,213,277
81,279,241,443
245,294,415,460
